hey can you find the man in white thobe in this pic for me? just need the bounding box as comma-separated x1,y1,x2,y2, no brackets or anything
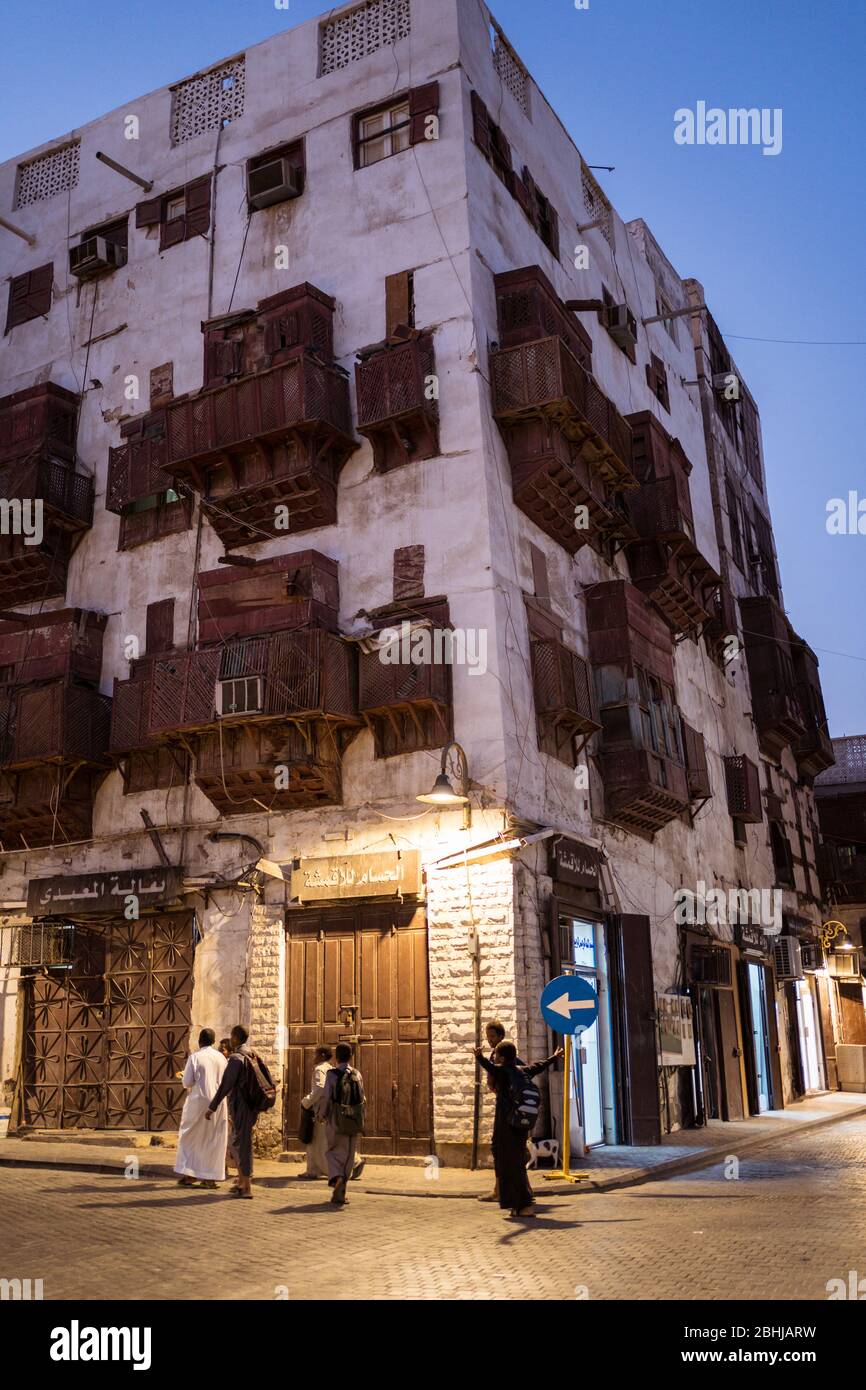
174,1029,229,1187
301,1045,333,1178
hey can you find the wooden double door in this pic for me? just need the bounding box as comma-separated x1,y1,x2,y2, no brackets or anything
22,914,193,1131
283,904,432,1155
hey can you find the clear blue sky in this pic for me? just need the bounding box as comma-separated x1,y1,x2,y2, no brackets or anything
3,0,864,734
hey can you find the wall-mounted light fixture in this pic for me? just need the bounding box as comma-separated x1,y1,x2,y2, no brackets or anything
416,741,472,831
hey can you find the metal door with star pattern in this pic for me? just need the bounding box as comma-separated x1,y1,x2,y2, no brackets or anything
22,914,193,1131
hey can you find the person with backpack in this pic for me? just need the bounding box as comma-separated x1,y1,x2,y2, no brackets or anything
204,1024,276,1199
318,1042,365,1207
473,1040,563,1218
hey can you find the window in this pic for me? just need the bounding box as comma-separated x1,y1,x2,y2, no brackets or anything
646,353,670,411
118,489,191,551
726,480,744,571
471,93,559,258
5,264,53,333
15,142,80,208
81,216,128,254
145,599,175,655
357,100,410,167
320,0,411,76
136,177,212,251
353,86,439,169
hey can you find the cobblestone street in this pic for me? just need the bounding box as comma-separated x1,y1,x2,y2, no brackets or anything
3,1113,865,1302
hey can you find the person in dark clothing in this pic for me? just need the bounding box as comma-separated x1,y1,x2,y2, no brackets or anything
478,1020,524,1204
474,1040,563,1218
204,1024,262,1199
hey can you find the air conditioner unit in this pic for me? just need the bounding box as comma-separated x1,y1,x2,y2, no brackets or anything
246,158,303,211
217,676,263,717
800,940,823,973
773,934,804,981
69,235,125,280
828,949,861,980
604,303,637,350
712,371,739,399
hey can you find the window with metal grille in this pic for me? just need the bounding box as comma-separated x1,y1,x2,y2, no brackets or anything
1,922,75,968
320,0,411,76
170,58,245,145
357,100,411,167
217,676,263,717
15,142,80,208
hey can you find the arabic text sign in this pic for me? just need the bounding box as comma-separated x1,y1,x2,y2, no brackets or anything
291,851,421,902
27,867,184,917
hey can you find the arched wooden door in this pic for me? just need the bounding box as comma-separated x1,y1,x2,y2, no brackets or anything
283,904,432,1156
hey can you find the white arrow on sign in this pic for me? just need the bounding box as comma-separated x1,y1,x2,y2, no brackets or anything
547,992,596,1020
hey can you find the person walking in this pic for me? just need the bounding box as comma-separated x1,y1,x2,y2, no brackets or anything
473,1040,563,1218
204,1024,274,1199
319,1042,365,1207
300,1045,333,1179
174,1028,229,1189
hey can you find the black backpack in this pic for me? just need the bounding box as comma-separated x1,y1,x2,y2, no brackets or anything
241,1050,276,1114
332,1066,366,1136
506,1066,542,1134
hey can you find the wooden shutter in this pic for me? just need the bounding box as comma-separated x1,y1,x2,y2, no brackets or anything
409,83,440,145
184,177,212,240
385,272,413,337
470,90,491,156
6,264,53,331
146,599,175,655
715,988,746,1120
529,543,549,601
393,545,425,602
610,913,661,1145
514,166,534,217
546,202,560,260
160,215,186,251
136,196,163,227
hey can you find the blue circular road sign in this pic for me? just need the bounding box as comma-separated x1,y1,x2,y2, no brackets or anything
540,974,600,1035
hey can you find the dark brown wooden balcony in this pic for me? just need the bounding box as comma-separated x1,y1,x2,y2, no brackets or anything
162,356,356,547
359,641,451,758
494,266,593,370
0,527,72,607
790,635,834,779
0,609,106,686
599,745,689,836
703,579,739,664
107,433,171,514
0,680,111,770
0,455,93,532
818,842,866,902
355,332,439,472
196,550,340,644
740,596,807,759
0,764,102,850
724,754,763,823
0,382,78,467
195,723,341,815
627,537,719,638
147,629,358,740
531,637,600,763
503,416,634,556
490,334,635,490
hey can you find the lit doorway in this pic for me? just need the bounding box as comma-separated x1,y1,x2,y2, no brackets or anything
794,979,824,1092
747,962,772,1112
559,916,615,1147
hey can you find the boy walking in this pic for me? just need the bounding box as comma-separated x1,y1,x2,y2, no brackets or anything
319,1042,365,1207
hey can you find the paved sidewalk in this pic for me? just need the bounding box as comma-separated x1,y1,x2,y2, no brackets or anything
2,1090,863,1198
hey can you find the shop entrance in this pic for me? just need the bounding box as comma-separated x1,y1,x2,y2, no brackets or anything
283,903,432,1156
22,914,194,1130
794,978,824,1092
746,962,773,1112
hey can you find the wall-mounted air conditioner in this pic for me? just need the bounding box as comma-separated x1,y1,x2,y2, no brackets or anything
217,676,263,717
69,236,125,280
773,934,804,981
828,949,861,980
247,158,303,211
604,303,637,351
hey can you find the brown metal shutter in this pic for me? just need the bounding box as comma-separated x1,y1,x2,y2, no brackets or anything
610,913,661,1144
184,176,212,240
470,90,491,156
145,599,175,655
409,82,440,145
